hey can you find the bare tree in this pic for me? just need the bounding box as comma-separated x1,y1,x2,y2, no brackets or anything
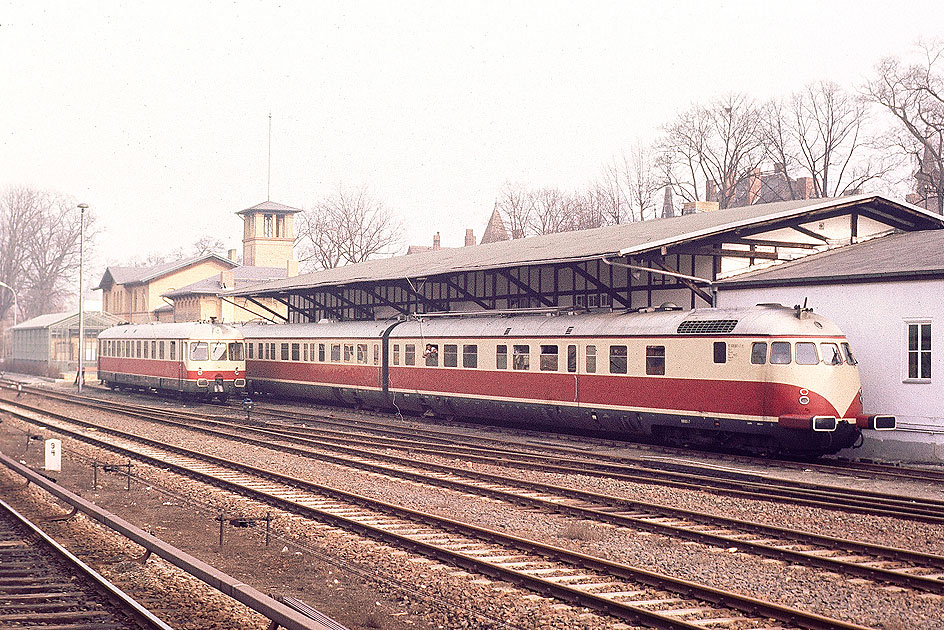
660,93,767,208
495,182,535,238
763,82,890,200
864,41,944,214
297,185,402,270
190,235,228,258
0,187,92,322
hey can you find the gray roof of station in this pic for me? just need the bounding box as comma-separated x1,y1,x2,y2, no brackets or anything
12,311,123,331
95,253,237,290
163,266,287,298
228,194,944,298
718,229,944,288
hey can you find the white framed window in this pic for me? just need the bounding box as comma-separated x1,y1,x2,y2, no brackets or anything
905,320,932,383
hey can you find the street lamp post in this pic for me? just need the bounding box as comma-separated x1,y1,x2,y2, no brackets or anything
77,203,88,393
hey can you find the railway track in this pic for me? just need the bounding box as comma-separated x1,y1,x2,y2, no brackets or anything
0,495,172,630
48,388,944,523
0,397,876,630
8,392,944,595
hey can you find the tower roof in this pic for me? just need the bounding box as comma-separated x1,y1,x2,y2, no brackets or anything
480,206,510,244
236,200,301,216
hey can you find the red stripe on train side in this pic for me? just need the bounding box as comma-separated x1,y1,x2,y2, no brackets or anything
248,360,382,389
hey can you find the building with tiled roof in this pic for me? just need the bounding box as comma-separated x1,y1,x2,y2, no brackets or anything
95,253,239,323
163,266,288,322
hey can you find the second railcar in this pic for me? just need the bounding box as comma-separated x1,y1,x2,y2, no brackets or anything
98,322,247,399
243,305,894,456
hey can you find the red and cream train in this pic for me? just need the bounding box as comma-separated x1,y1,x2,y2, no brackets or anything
98,322,246,399
239,304,893,456
97,305,894,455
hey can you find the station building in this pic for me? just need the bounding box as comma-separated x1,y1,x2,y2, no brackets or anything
227,193,944,461
96,200,300,324
7,310,122,378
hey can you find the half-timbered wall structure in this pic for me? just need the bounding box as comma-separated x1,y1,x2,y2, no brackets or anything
229,195,944,324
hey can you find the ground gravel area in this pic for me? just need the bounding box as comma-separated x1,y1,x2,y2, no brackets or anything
2,384,944,629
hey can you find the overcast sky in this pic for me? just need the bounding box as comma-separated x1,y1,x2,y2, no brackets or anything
2,1,943,274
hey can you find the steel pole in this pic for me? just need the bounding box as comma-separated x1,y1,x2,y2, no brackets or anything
77,203,88,392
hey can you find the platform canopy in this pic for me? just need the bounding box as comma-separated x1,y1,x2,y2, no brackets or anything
226,194,944,323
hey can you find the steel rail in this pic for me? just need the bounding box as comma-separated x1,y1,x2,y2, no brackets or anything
0,401,874,630
0,496,174,630
7,387,944,523
0,452,346,630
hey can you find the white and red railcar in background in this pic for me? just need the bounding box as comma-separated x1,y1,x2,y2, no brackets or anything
98,322,246,399
242,304,894,456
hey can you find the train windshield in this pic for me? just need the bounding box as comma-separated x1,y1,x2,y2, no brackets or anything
841,342,858,365
820,343,843,365
228,342,244,361
190,342,209,361
209,342,228,361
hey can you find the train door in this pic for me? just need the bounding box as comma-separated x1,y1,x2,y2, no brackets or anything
177,340,186,391
567,343,579,405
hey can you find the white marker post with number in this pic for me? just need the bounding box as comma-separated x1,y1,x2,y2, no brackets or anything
44,439,62,472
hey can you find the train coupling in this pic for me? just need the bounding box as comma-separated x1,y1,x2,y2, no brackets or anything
856,414,896,431
778,415,838,432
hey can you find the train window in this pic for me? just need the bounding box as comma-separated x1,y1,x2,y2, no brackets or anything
443,344,458,367
303,344,308,362
210,342,227,361
373,344,380,365
513,345,530,370
586,345,596,373
143,341,149,359
405,344,416,365
319,344,326,362
610,345,628,374
770,342,791,364
270,343,276,359
496,345,508,369
567,345,577,373
796,342,818,365
229,343,244,361
357,344,368,364
344,344,354,362
820,343,842,366
248,343,253,359
136,340,142,358
424,344,439,367
331,344,341,362
170,341,176,360
841,342,857,365
645,345,665,375
751,342,766,364
393,344,400,365
190,342,209,361
463,344,477,368
540,345,559,371
713,341,726,364
151,341,156,358
158,341,164,359
279,343,289,361
292,343,300,361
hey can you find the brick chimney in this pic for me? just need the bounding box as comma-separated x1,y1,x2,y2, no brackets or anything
464,229,475,246
227,248,238,262
220,269,235,289
433,232,441,251
682,201,720,215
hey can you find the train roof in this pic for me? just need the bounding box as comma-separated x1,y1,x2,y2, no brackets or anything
98,321,245,341
236,304,846,340
389,304,845,339
238,320,395,340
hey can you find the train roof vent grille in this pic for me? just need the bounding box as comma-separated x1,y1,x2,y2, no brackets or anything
677,319,739,334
